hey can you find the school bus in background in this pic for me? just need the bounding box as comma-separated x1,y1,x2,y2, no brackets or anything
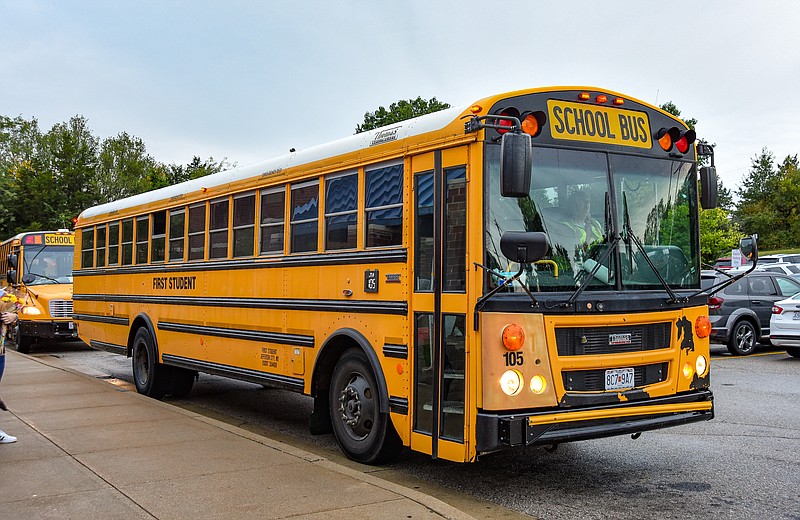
0,230,77,353
74,86,729,464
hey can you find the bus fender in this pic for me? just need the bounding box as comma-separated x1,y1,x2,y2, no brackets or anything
315,327,390,415
128,313,159,359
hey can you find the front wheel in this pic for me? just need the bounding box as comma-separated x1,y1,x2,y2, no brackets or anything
132,328,170,399
727,320,757,356
329,349,402,464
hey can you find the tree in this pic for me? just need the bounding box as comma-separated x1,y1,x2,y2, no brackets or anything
733,148,781,248
94,132,161,203
356,97,450,133
162,156,234,187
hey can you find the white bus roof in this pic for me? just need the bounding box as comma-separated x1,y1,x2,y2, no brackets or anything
79,105,467,220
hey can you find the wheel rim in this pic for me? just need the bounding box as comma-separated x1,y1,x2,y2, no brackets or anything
337,372,375,440
134,342,150,386
736,324,755,352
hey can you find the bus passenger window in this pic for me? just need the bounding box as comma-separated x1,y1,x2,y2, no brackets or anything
209,198,229,259
135,216,149,264
233,193,255,258
325,173,357,250
151,211,166,263
414,172,434,291
260,189,285,254
365,163,403,247
108,221,120,265
95,225,106,268
121,218,133,265
188,204,206,261
81,228,94,268
290,180,319,253
169,209,185,262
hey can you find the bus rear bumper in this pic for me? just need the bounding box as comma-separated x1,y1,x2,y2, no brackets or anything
476,390,714,454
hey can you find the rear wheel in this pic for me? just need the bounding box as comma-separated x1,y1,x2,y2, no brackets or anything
329,349,402,464
131,328,170,399
786,347,800,358
727,320,757,356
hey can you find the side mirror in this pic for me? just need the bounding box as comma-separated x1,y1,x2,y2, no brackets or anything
500,132,532,197
7,253,17,270
500,231,549,264
739,235,758,262
22,273,36,284
699,166,718,209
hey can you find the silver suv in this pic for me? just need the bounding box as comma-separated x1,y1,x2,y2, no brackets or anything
702,271,800,355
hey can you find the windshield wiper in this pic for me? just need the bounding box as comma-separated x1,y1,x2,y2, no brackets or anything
620,192,686,304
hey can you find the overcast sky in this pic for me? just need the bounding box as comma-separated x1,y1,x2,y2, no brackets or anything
2,1,798,193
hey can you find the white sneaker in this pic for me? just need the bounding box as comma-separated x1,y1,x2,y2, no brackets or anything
0,429,17,443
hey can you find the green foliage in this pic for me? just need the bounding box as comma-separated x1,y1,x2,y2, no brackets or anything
0,114,230,238
356,96,450,133
699,207,741,264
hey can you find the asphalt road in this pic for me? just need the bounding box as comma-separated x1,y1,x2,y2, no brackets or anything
23,340,800,520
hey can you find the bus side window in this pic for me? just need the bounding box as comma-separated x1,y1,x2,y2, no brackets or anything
365,163,403,248
135,216,149,264
108,221,120,265
169,209,185,262
81,228,94,268
121,218,134,265
260,188,285,255
188,203,206,261
233,193,256,258
209,198,230,259
95,224,106,268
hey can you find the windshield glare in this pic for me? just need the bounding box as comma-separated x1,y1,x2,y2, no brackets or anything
486,146,699,293
23,246,74,285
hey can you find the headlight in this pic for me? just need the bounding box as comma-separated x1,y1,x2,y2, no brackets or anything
695,355,708,377
500,370,523,396
21,306,41,316
530,374,547,394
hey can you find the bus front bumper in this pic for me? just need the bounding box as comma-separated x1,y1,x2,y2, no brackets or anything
19,320,78,340
476,390,713,454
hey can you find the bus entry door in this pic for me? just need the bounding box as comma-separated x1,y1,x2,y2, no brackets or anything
410,146,470,461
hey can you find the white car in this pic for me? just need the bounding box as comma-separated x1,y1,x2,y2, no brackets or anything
770,293,800,357
757,263,800,276
760,253,800,264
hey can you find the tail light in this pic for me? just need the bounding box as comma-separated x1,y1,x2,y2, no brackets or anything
772,305,784,314
708,296,724,311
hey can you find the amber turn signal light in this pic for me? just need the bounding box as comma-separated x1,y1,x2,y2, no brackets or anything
501,324,526,351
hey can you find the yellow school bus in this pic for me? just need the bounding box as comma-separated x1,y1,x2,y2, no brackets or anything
0,230,77,353
73,87,720,463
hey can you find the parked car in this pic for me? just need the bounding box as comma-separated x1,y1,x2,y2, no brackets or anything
713,256,748,270
756,263,800,276
759,253,800,264
770,293,800,358
702,271,800,355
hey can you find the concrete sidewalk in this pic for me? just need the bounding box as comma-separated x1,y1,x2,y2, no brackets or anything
0,350,475,520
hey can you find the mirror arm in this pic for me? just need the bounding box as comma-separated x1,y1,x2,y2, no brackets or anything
473,263,537,331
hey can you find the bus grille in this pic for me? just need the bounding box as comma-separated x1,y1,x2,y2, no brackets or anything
562,362,669,391
555,322,671,356
49,299,73,318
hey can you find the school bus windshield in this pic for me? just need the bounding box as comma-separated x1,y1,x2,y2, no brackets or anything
485,145,700,292
23,245,74,285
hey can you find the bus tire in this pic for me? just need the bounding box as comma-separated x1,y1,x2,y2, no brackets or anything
167,367,196,398
329,349,402,464
131,328,170,399
727,319,757,356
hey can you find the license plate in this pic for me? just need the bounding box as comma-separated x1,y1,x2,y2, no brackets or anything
605,368,635,390
793,312,800,321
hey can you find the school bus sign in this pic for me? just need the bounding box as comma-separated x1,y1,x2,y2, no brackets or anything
547,99,652,149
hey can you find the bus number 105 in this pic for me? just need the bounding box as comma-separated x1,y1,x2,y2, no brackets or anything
503,352,524,366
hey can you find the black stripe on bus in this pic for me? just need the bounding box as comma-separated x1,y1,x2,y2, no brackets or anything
73,248,407,277
158,321,314,347
389,396,409,415
73,313,130,326
89,340,127,355
73,294,408,315
382,343,408,359
161,354,305,393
